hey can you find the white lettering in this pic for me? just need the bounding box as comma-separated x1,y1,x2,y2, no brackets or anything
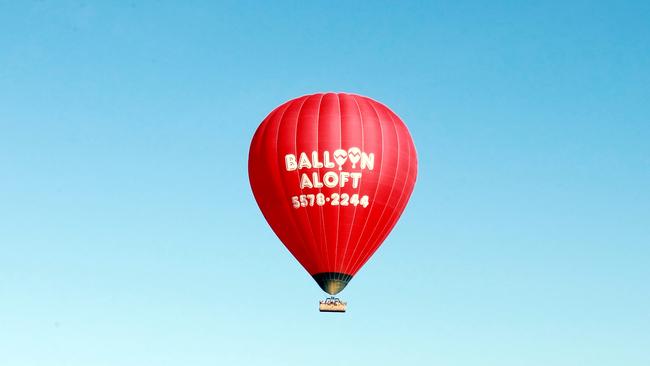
298,152,312,169
311,151,323,168
323,151,335,169
360,152,374,170
312,172,324,188
339,172,350,187
350,172,362,188
300,173,313,189
285,154,297,171
323,172,338,188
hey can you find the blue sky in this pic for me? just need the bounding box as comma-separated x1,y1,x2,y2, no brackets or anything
1,1,649,365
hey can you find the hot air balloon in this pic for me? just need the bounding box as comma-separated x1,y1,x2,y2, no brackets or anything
248,93,417,312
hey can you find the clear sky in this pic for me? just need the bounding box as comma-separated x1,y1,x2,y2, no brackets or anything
1,1,649,365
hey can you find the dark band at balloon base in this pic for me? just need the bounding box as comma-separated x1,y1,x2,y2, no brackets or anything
312,272,353,295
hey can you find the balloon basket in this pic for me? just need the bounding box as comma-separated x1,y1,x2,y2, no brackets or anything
319,297,347,313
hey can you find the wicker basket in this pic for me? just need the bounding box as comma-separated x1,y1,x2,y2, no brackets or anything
319,298,347,312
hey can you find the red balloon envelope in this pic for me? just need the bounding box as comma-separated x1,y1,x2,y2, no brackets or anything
248,93,417,295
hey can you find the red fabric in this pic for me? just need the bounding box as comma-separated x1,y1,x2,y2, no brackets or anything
248,93,417,277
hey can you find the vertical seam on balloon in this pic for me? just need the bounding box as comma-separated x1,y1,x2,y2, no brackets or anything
319,94,333,278
351,110,412,274
314,93,327,276
292,96,318,271
338,94,364,278
358,149,413,273
271,98,314,272
370,111,415,247
344,100,401,276
352,106,407,273
252,107,283,203
249,116,276,230
340,97,385,277
333,93,342,283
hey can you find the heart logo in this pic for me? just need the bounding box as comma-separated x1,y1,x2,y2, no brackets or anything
347,147,361,168
333,149,348,170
